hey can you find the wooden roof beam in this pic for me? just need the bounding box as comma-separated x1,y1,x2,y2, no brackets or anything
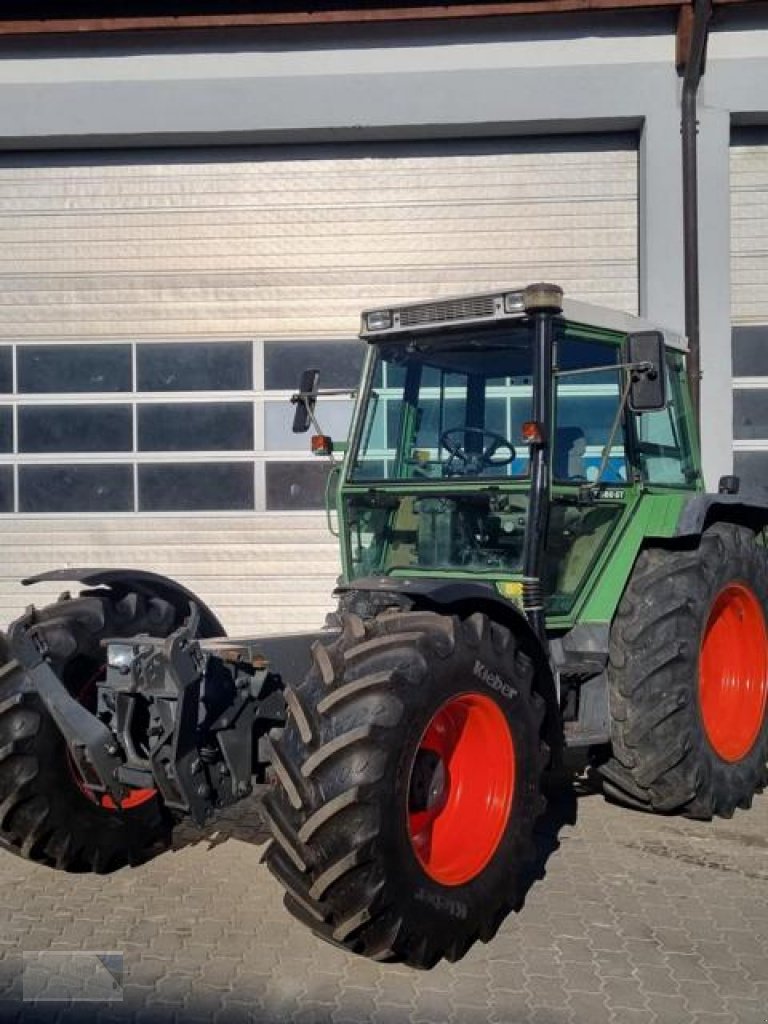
0,1,718,39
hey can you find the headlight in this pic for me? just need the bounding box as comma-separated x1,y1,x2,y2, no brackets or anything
365,310,393,332
107,644,136,674
503,291,525,313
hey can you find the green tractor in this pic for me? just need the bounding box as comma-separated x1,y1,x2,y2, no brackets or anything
0,283,766,969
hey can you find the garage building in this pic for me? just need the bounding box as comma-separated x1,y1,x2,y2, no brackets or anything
0,1,764,633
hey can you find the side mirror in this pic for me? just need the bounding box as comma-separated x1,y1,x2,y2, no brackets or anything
626,331,666,412
291,369,319,433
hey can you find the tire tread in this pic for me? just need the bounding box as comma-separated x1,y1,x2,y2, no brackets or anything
264,608,547,967
601,525,768,819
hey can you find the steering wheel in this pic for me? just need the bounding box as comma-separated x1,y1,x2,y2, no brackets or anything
439,427,516,476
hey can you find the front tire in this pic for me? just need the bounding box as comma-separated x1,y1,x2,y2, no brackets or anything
0,589,183,872
262,609,547,968
601,524,768,819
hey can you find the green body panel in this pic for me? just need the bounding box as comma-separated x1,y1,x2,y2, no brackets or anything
551,490,689,628
334,481,691,630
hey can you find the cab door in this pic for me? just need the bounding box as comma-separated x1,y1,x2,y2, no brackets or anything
543,332,631,617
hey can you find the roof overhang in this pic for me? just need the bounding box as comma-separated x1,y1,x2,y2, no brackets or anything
360,287,688,351
0,0,757,39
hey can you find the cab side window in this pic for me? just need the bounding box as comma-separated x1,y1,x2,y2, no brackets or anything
634,356,697,487
554,336,628,484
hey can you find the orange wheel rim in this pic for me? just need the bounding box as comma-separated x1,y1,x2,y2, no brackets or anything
700,583,768,762
68,750,157,811
407,693,515,886
100,788,157,811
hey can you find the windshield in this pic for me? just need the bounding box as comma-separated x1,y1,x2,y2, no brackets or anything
349,325,535,483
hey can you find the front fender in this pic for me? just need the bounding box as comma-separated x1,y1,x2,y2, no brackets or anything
23,567,226,639
337,576,561,753
337,576,540,645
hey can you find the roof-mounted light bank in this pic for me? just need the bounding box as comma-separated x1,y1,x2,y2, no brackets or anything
360,283,687,351
361,283,564,339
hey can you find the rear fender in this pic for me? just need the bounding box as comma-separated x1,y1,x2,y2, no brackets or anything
23,567,226,639
676,493,768,537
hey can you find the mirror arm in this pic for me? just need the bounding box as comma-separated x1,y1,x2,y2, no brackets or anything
290,387,357,403
554,360,653,379
593,372,633,486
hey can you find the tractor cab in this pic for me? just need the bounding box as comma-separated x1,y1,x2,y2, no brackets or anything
298,284,700,630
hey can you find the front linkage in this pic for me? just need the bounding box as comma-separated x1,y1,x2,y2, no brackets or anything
6,605,286,826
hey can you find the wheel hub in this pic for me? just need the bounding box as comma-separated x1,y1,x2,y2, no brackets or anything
409,750,448,814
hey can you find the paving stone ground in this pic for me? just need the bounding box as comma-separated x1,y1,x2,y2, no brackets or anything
1,778,766,1024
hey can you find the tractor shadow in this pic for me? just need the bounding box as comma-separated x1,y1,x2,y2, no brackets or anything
515,756,604,911
171,778,585,871
168,768,599,934
170,784,272,855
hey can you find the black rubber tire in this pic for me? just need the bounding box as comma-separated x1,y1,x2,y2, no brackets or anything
601,523,768,820
262,609,547,968
0,589,181,872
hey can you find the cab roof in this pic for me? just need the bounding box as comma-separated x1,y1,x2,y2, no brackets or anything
360,287,688,352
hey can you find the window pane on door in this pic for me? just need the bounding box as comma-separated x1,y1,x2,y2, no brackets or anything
264,341,364,390
19,405,133,454
137,342,252,391
19,464,133,513
266,461,331,510
733,390,768,440
138,403,253,451
139,462,254,511
18,345,132,394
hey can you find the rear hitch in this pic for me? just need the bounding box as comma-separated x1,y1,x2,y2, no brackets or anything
9,606,286,826
102,614,286,824
106,623,264,823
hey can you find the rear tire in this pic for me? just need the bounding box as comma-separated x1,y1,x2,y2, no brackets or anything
601,524,768,819
263,609,547,968
0,590,183,871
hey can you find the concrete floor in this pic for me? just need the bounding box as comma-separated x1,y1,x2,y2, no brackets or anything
1,779,766,1024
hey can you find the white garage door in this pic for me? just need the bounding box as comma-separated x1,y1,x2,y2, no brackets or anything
0,136,637,635
731,130,768,491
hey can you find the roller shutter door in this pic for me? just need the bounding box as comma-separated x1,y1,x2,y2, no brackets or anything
731,130,768,490
0,136,637,635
